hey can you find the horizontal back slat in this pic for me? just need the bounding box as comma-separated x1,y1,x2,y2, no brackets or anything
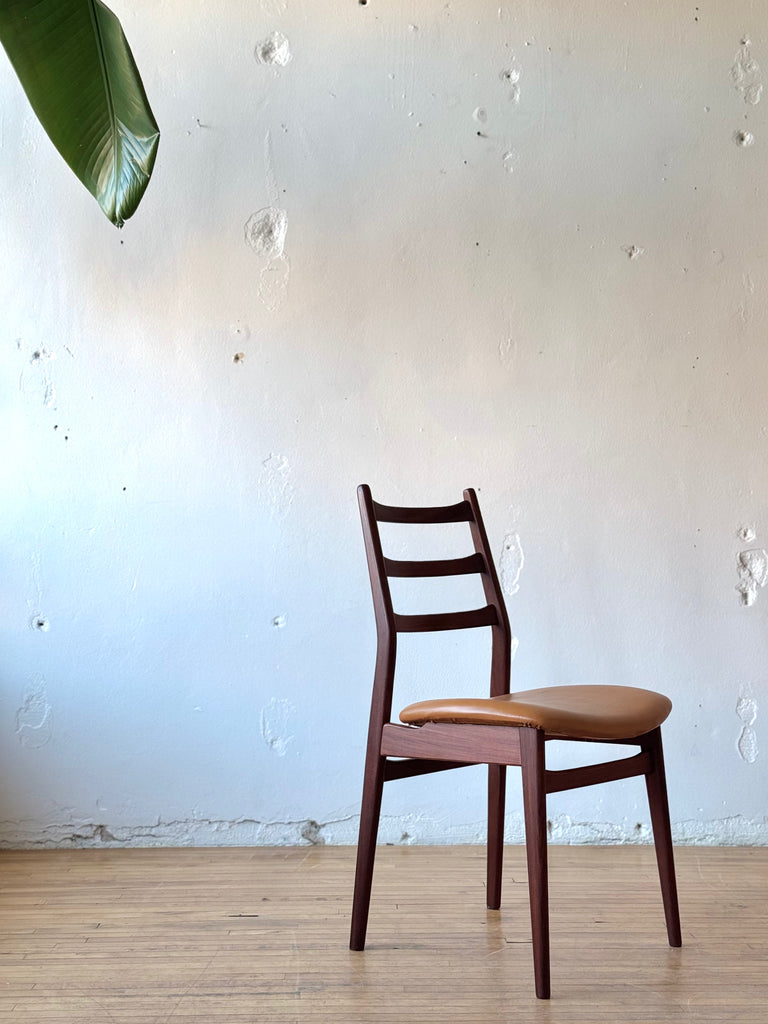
384,553,486,578
373,499,472,524
394,605,498,633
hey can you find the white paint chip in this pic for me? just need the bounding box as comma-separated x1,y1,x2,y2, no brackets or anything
260,697,295,757
245,207,287,259
736,685,758,763
254,31,292,67
738,525,756,543
736,548,768,605
499,533,524,597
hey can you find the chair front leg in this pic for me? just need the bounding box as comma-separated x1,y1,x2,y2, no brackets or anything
520,727,550,999
350,753,386,950
642,728,682,947
487,763,506,909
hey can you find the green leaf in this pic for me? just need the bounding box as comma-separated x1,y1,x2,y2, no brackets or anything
0,0,159,226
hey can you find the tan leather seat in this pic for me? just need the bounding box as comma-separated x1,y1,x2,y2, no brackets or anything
400,685,672,741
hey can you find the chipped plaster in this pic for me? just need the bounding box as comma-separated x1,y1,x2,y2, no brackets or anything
1,812,765,850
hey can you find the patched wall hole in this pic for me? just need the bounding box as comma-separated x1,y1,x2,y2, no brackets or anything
244,207,287,259
736,548,768,605
737,685,758,764
254,31,292,67
622,244,646,260
260,697,296,756
499,533,524,597
15,677,53,748
734,129,755,146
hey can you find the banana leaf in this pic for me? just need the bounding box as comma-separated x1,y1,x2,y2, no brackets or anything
0,0,159,226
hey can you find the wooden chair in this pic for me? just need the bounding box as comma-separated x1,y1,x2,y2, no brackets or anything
349,484,681,999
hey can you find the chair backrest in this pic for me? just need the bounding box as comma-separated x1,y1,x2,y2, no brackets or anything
357,484,512,723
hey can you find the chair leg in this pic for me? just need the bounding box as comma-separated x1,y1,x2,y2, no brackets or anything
642,728,682,947
520,727,550,999
487,763,506,909
349,754,385,950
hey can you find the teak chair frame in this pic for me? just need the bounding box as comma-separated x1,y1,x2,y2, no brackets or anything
350,484,681,999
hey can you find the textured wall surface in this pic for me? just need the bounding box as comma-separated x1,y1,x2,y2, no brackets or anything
1,1,767,847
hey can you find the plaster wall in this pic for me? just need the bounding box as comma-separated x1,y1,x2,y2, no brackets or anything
1,0,767,847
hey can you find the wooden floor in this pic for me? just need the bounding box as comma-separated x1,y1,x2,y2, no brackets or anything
0,845,765,1022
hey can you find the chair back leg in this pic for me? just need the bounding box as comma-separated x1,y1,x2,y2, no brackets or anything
642,728,682,947
520,727,551,999
487,763,506,909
